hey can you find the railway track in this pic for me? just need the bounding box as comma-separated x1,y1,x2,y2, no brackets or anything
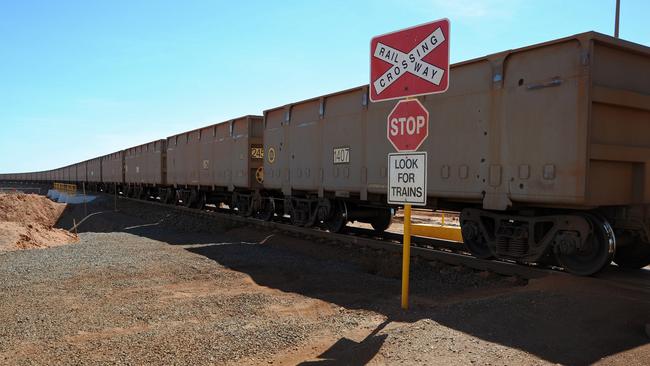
115,194,559,280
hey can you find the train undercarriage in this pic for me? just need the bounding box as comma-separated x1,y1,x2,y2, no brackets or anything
91,182,650,276
460,207,650,275
102,184,393,233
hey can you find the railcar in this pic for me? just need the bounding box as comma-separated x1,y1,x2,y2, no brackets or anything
86,157,102,190
74,162,86,186
101,151,124,192
165,115,265,213
262,87,393,231
123,139,166,199
261,31,650,275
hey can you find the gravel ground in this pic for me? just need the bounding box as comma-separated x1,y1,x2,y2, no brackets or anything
0,193,649,365
0,231,376,365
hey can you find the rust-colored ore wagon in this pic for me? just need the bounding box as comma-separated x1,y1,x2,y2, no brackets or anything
263,32,650,274
86,157,102,190
263,87,392,231
74,161,86,185
101,151,124,191
166,116,264,212
54,168,64,182
123,139,166,199
61,165,72,183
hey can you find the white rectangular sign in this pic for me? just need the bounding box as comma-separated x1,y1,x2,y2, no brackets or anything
333,147,350,164
388,152,427,205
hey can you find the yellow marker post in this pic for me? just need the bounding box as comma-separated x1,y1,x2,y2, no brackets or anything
401,204,412,310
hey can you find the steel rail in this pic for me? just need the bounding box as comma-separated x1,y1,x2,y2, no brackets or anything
116,195,558,280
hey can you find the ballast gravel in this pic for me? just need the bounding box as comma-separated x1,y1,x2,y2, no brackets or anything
0,231,380,365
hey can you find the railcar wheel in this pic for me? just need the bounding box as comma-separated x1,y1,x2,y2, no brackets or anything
326,201,348,233
184,190,198,208
257,198,275,221
554,214,615,276
194,192,206,210
162,189,175,204
371,209,393,232
461,220,494,259
614,242,650,269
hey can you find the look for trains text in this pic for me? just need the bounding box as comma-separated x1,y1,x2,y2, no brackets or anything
392,157,423,198
388,153,427,205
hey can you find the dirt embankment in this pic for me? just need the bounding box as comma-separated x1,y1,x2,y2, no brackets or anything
0,193,77,251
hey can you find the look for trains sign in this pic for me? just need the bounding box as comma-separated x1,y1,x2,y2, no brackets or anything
370,19,450,102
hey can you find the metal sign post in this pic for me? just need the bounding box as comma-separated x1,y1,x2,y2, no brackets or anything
615,0,620,38
371,18,450,310
82,182,87,217
401,204,411,309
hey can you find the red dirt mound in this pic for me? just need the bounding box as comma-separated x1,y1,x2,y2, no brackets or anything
0,193,77,251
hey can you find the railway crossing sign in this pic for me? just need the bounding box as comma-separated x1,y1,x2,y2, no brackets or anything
371,19,450,311
370,18,450,102
388,152,427,206
387,99,429,152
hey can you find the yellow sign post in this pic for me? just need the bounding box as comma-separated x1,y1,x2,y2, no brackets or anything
401,204,412,309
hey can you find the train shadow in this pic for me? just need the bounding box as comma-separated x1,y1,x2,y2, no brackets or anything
185,236,650,365
54,194,650,365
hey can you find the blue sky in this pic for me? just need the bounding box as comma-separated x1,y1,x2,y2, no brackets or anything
1,0,648,173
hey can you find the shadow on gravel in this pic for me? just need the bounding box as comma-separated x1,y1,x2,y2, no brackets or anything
186,238,650,366
55,193,650,365
298,320,391,365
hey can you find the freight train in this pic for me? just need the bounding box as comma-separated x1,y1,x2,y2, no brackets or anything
2,32,650,275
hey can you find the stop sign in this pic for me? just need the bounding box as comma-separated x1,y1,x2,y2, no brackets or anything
387,99,429,152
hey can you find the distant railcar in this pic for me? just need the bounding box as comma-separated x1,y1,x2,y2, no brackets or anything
101,151,124,191
86,157,102,189
123,139,166,199
165,115,264,212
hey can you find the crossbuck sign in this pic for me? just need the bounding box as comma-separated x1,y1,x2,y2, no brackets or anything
370,19,450,102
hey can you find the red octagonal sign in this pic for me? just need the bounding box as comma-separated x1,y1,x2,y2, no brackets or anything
370,18,450,102
387,99,429,152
